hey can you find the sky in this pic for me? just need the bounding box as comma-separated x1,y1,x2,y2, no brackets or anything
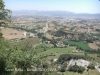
3,0,100,14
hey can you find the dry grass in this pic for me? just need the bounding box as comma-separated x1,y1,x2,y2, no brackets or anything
45,33,53,39
77,28,99,34
57,70,100,75
47,23,55,30
77,28,87,33
96,41,100,45
1,28,24,40
45,33,60,40
95,41,100,47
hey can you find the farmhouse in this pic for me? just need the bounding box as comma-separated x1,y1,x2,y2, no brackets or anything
72,50,79,53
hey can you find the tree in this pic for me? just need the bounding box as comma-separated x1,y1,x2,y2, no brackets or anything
0,0,11,40
0,36,12,75
37,33,44,38
0,32,3,38
0,0,11,75
0,0,11,27
59,64,67,72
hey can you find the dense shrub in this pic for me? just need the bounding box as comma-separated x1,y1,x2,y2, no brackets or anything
68,65,85,73
57,54,90,64
87,63,95,70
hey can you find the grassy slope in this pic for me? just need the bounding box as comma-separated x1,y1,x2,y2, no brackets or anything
45,33,60,40
87,53,100,63
35,47,75,59
62,70,100,75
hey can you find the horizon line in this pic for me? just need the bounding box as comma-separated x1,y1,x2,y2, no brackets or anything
11,10,100,14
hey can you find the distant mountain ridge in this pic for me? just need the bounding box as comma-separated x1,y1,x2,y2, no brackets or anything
12,10,100,16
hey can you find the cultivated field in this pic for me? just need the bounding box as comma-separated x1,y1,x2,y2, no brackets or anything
1,28,24,40
67,41,91,50
88,43,99,50
47,23,55,30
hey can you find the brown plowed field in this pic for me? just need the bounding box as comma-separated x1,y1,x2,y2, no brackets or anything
1,28,24,40
88,43,99,50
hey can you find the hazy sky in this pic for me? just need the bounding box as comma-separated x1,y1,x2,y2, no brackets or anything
4,0,100,14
